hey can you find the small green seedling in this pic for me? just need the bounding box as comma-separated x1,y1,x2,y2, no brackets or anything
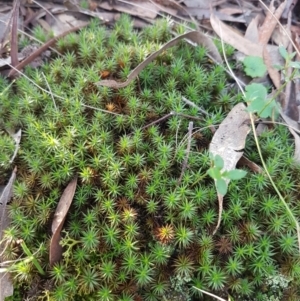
207,154,247,196
242,55,279,119
278,45,300,80
245,83,279,119
0,240,45,276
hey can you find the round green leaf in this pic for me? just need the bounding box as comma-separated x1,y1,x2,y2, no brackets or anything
216,178,227,196
207,167,221,180
279,46,288,60
245,83,267,103
214,155,224,170
226,169,247,180
243,56,267,78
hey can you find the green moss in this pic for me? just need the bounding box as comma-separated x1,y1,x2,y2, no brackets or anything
1,15,300,300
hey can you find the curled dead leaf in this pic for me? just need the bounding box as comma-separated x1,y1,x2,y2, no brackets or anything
96,30,222,88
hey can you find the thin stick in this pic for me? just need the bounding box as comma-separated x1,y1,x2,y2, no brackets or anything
140,112,175,131
283,10,293,113
192,287,227,301
177,122,193,185
41,72,57,111
175,119,182,149
81,104,123,116
176,113,203,121
182,96,209,116
7,63,65,99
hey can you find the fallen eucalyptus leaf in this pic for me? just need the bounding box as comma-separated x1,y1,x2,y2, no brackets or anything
209,103,251,234
49,176,77,265
281,112,300,164
258,0,287,45
0,167,17,301
210,12,263,57
263,46,281,89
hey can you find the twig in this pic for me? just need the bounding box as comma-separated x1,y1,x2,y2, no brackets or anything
177,122,193,185
10,0,20,69
81,104,123,116
192,287,227,301
175,119,182,149
8,24,88,77
41,72,57,111
140,111,203,132
283,10,293,113
182,96,209,116
7,63,64,100
140,112,175,131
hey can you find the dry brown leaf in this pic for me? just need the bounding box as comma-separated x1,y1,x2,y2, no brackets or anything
0,167,17,213
288,127,300,164
0,167,17,301
263,46,281,89
183,0,256,23
96,30,222,88
293,33,300,59
281,112,300,164
245,15,261,43
51,13,89,36
0,12,11,54
282,0,297,18
283,41,294,114
295,78,300,107
185,8,251,23
258,0,287,45
182,8,211,20
0,5,11,14
88,0,98,11
291,25,300,36
218,7,244,16
64,0,79,10
36,18,52,33
49,176,77,265
183,0,212,8
98,1,174,20
209,103,251,234
210,12,263,56
272,25,291,47
0,55,24,68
